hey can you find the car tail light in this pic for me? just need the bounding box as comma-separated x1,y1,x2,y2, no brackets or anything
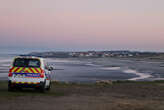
8,73,13,77
40,69,45,78
8,69,13,77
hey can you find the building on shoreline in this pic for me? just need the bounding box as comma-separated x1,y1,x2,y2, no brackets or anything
27,51,161,58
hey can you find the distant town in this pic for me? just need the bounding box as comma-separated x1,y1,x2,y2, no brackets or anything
27,51,164,58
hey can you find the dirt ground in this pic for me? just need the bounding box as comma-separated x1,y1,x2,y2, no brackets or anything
1,81,164,110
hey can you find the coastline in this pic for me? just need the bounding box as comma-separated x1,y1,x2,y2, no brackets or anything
0,55,164,82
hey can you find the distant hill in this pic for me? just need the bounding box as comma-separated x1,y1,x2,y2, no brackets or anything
26,51,164,59
27,52,70,58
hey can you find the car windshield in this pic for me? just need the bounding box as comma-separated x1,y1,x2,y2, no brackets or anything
13,58,40,67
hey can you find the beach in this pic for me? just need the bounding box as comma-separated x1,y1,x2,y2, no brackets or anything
0,54,164,82
1,55,164,109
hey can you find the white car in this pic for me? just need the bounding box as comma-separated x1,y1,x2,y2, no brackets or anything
8,56,53,92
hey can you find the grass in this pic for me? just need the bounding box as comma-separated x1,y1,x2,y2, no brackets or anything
1,81,164,110
114,80,164,84
1,80,164,98
0,81,67,98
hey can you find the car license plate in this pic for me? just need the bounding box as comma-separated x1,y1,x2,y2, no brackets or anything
14,74,25,78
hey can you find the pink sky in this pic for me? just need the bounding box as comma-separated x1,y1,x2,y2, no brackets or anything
0,0,164,51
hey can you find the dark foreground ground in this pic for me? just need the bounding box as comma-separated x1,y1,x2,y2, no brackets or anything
1,81,164,110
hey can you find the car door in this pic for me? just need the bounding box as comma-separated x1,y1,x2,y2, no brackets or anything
44,62,51,87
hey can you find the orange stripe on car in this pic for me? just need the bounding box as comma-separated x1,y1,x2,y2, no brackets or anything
20,67,25,73
14,67,20,73
29,68,34,73
24,68,29,73
38,68,42,73
16,67,23,73
27,68,33,73
35,68,40,73
31,68,38,73
11,67,16,72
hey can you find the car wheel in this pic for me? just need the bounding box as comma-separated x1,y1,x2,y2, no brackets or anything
39,81,46,93
46,81,51,91
8,81,14,92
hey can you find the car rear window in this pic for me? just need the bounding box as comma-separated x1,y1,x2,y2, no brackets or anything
13,58,41,67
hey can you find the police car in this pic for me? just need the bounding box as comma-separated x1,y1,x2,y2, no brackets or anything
8,56,53,92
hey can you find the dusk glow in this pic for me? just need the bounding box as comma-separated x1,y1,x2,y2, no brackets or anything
0,0,164,52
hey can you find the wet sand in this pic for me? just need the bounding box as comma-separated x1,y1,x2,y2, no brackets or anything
1,56,164,82
48,57,164,82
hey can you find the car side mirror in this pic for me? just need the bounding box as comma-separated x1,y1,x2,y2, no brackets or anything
49,66,54,71
45,66,49,70
47,66,54,71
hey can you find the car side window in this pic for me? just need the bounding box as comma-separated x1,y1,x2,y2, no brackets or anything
44,61,49,70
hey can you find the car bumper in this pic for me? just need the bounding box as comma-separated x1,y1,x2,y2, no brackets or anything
9,80,44,88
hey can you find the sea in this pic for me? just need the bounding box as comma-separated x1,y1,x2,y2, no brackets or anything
0,52,164,83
